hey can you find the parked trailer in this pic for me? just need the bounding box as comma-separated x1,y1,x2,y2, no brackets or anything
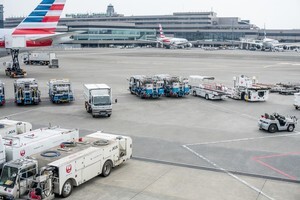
48,79,74,103
154,74,189,97
189,75,227,100
14,78,41,105
228,75,270,102
23,52,59,68
294,93,300,109
0,119,32,137
0,127,79,169
0,81,5,106
129,75,164,99
270,82,300,95
84,84,114,118
0,132,132,199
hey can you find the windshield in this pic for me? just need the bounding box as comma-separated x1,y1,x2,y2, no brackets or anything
93,96,111,106
0,166,18,188
54,84,70,94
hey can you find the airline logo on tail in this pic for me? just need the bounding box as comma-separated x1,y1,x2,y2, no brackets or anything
159,24,165,38
13,0,66,35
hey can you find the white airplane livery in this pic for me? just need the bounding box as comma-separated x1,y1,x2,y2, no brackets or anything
0,0,67,49
0,0,70,77
158,24,192,49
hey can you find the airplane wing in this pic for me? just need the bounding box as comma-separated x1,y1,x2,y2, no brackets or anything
271,42,300,48
137,39,161,44
31,31,84,44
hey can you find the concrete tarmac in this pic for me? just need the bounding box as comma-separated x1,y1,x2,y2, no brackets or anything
0,48,300,199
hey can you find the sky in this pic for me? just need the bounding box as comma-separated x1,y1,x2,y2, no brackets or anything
1,0,300,29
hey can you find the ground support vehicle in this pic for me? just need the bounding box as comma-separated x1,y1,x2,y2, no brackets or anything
270,83,300,95
0,132,132,199
0,81,5,106
228,75,270,102
189,75,227,100
129,75,164,99
84,84,113,118
0,119,32,137
23,52,59,68
48,79,74,103
4,49,27,78
294,93,300,109
0,127,79,169
258,113,297,133
154,74,189,97
14,78,41,105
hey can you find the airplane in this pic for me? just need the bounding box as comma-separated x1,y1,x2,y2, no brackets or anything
0,0,72,78
157,24,193,49
238,31,300,51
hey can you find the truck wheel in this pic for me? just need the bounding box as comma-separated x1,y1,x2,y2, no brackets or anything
287,125,295,132
107,114,111,117
61,179,73,198
295,106,299,110
205,94,209,100
102,160,113,177
193,91,197,96
268,124,278,133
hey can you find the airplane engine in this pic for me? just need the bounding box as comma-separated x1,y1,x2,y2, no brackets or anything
187,43,193,48
256,45,261,50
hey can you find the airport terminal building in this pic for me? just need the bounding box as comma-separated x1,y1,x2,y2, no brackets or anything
4,4,300,47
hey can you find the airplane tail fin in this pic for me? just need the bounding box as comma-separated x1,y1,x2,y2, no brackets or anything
159,24,165,38
13,0,66,35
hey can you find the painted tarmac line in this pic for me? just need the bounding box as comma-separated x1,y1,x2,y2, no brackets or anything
0,108,41,118
253,158,297,181
183,145,275,200
185,131,300,146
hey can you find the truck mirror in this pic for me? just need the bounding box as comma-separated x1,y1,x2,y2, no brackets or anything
115,99,118,104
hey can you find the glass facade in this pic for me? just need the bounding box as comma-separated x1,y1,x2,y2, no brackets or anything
74,28,156,41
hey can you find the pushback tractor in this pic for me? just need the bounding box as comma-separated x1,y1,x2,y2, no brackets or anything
0,132,132,199
14,78,41,105
129,75,164,99
48,79,74,103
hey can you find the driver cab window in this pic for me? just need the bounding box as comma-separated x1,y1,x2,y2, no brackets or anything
20,165,37,179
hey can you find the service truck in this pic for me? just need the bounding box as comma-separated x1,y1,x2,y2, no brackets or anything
0,132,132,199
0,81,5,106
0,119,32,137
129,75,164,99
189,75,228,100
14,78,41,105
48,79,74,103
0,126,79,169
23,52,59,68
228,75,270,102
84,84,113,118
154,74,189,97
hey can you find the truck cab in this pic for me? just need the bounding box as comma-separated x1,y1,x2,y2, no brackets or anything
154,74,189,97
48,79,74,103
0,159,38,199
84,84,113,118
0,81,5,106
129,75,163,99
14,78,41,105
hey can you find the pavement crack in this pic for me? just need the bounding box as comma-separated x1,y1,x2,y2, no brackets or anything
256,179,268,200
